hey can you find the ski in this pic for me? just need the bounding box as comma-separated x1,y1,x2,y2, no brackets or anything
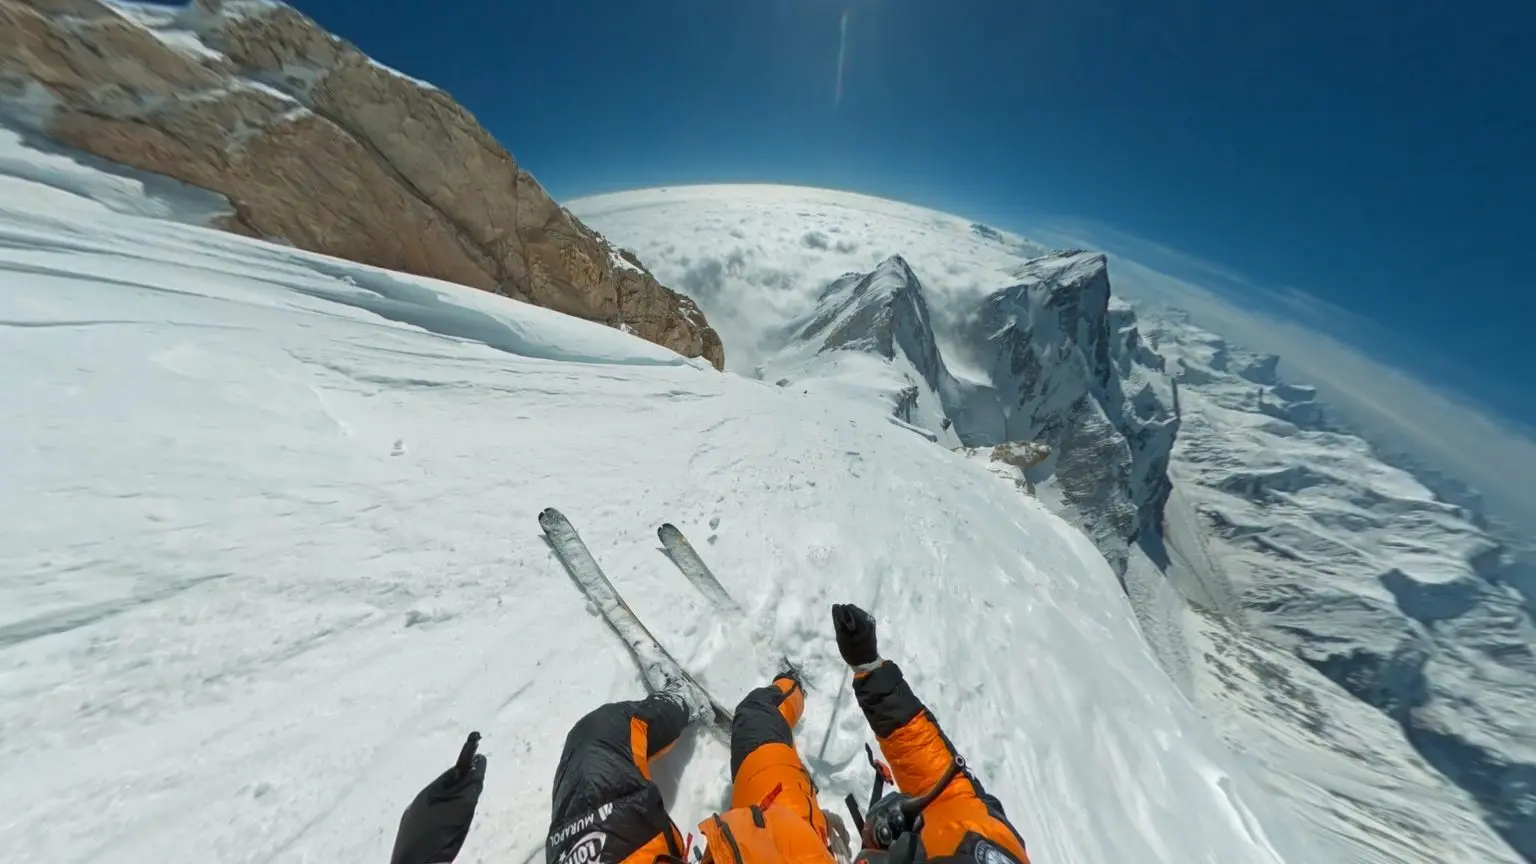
657,523,742,615
658,524,814,694
539,508,733,730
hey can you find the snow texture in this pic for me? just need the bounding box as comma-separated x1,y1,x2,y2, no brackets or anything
539,508,730,729
1145,314,1536,862
573,184,1530,863
106,1,231,62
1,134,1313,863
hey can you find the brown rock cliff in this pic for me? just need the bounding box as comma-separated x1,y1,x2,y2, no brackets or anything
0,0,724,368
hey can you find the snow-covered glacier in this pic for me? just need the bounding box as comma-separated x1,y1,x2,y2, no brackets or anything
0,129,1319,862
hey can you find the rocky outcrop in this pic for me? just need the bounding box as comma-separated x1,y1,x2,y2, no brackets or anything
955,441,1053,497
966,252,1180,569
0,0,723,368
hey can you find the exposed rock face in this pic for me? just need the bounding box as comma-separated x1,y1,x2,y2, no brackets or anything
0,0,723,368
966,252,1181,570
955,441,1054,496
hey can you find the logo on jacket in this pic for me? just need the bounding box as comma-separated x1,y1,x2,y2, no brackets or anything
971,839,1019,864
549,804,618,848
555,831,608,864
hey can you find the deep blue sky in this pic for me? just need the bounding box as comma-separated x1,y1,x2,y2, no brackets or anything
284,0,1533,422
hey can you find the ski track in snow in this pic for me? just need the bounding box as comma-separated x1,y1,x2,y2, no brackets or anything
0,130,1315,862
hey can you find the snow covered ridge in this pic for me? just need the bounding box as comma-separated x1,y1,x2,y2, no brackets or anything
0,128,1320,862
761,254,966,449
0,0,724,367
1146,314,1536,861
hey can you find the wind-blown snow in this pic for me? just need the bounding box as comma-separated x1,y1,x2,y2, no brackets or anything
0,136,1314,862
0,126,232,224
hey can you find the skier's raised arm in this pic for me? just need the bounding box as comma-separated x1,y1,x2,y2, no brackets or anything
833,604,1033,864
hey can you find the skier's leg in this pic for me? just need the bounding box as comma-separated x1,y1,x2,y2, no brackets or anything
728,675,829,839
546,693,688,864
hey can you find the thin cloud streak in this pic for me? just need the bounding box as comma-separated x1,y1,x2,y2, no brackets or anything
835,10,849,106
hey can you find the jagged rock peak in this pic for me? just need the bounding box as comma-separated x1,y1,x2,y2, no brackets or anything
970,250,1178,565
799,254,941,369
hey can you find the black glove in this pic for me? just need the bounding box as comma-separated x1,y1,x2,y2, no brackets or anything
390,732,487,864
832,604,880,667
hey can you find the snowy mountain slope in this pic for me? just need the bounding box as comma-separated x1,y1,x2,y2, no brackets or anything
759,254,964,447
577,189,1173,565
0,132,1316,862
1181,609,1522,863
1144,314,1536,860
572,184,1530,863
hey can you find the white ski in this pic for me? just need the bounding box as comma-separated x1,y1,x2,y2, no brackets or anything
657,523,742,616
540,507,733,730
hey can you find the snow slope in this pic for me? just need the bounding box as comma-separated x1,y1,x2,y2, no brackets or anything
572,184,1529,863
576,186,1179,564
0,130,1315,862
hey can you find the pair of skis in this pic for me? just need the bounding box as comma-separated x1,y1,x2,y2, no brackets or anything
538,508,740,731
542,509,857,864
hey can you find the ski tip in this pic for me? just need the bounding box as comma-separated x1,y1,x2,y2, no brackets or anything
538,507,565,527
658,523,678,539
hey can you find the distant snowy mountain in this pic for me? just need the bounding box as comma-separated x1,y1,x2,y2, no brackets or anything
573,184,1533,863
759,254,965,448
726,227,1534,861
758,247,1179,571
1145,314,1536,860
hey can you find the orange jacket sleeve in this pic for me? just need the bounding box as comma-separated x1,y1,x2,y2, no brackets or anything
852,661,1031,864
